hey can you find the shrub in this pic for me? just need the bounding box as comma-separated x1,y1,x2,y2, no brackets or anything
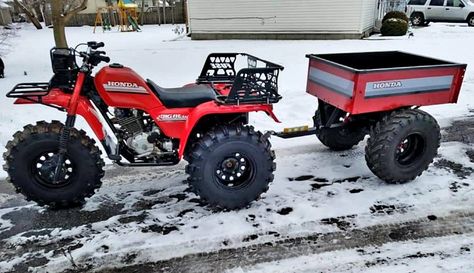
382,11,409,23
381,18,409,36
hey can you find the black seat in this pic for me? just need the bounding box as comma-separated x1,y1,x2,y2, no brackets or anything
147,80,216,108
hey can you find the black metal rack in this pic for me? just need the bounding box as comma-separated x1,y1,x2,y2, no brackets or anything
197,53,284,105
225,67,282,104
6,82,50,98
6,82,64,111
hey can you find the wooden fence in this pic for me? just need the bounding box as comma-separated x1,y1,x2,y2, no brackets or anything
67,3,185,27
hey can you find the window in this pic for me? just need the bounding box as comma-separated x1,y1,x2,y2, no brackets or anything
408,0,428,4
446,0,464,6
429,0,444,6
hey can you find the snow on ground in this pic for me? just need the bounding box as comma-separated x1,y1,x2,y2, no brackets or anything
228,234,474,273
0,23,473,272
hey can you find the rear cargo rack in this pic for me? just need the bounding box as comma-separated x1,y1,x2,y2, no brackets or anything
198,53,284,105
225,67,282,105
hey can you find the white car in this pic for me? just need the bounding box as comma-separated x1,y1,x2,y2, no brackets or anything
407,0,474,26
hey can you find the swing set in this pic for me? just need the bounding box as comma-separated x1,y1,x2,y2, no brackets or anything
93,0,141,33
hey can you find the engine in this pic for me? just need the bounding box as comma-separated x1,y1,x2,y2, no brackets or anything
113,108,174,159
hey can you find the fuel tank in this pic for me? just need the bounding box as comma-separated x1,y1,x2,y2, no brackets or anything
94,64,163,109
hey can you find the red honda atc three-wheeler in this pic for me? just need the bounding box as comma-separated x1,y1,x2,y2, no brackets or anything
4,42,282,210
3,42,466,210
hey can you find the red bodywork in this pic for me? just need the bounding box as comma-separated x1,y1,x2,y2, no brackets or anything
306,54,467,115
15,65,279,159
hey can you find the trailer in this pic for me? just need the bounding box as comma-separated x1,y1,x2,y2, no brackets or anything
274,51,466,183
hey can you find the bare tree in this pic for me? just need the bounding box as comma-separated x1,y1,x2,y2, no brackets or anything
32,0,44,22
43,0,52,26
13,0,43,29
51,0,87,48
140,0,145,25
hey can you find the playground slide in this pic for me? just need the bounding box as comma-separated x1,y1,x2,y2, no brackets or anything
128,16,141,31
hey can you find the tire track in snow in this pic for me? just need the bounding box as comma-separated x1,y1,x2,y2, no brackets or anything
96,211,474,273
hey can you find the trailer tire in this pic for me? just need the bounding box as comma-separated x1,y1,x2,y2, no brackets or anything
314,108,366,151
2,121,104,209
185,124,275,210
365,109,440,184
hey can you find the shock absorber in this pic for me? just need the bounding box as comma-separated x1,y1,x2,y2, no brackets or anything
52,70,87,183
53,115,75,182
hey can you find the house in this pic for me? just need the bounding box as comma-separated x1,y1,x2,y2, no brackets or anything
186,0,381,40
0,0,12,26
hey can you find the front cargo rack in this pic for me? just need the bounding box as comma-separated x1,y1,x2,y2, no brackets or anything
197,53,284,105
5,82,64,111
6,82,50,99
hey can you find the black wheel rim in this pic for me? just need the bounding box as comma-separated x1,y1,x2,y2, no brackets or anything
31,151,74,188
395,133,426,166
214,152,254,189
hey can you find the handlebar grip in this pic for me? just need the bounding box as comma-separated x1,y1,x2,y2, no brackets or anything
88,41,105,50
100,56,111,63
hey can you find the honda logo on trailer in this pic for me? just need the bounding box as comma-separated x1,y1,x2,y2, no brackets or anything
373,81,403,89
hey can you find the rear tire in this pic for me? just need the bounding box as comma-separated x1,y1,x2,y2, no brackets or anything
365,109,440,184
2,121,104,208
410,12,425,26
314,104,366,151
185,125,275,210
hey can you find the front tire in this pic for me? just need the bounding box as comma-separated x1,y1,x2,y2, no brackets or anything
365,109,440,184
185,125,275,210
411,12,425,26
2,121,104,208
468,15,474,27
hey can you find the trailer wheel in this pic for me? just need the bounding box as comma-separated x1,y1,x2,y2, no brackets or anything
313,107,366,151
185,124,275,210
2,121,104,208
365,109,440,184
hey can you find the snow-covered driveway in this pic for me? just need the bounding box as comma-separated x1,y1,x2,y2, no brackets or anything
0,23,474,272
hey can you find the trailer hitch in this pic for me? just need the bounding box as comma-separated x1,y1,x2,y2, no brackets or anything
269,126,320,139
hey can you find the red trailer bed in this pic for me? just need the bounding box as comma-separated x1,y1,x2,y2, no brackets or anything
306,51,467,115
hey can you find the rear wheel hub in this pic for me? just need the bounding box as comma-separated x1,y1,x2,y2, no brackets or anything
215,153,251,187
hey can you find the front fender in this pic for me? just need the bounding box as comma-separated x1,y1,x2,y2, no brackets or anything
14,89,106,140
177,101,280,158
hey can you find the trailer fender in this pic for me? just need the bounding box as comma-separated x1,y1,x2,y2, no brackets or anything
177,101,280,158
14,89,107,141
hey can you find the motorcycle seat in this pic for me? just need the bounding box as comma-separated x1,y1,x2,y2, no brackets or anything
147,79,216,108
